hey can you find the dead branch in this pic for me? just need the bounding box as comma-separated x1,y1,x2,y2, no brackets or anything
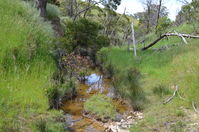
73,0,103,21
192,101,199,114
163,85,199,114
174,30,188,44
142,32,199,50
177,90,188,101
163,86,178,104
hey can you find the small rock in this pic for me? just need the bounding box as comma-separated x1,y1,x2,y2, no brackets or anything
114,113,123,122
127,116,132,119
65,127,75,132
121,119,125,123
86,126,101,132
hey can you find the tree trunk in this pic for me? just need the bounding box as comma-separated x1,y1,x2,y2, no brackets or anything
147,5,151,33
156,0,162,28
68,0,74,17
132,23,137,56
37,0,48,17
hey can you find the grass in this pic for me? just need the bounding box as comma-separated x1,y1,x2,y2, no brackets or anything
0,0,64,131
153,85,171,97
98,23,199,130
84,94,117,120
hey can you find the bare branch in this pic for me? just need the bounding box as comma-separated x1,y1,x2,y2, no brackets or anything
73,0,103,21
142,32,199,50
192,101,199,114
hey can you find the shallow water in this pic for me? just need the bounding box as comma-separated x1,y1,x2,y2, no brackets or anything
62,72,129,132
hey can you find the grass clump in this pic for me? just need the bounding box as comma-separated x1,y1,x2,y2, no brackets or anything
113,68,146,111
170,121,186,132
84,94,117,120
35,118,65,132
153,85,171,97
47,79,76,109
175,110,186,117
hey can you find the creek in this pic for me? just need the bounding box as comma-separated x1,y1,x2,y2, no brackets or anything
62,71,142,132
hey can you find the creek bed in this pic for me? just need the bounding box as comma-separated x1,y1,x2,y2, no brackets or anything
62,72,131,132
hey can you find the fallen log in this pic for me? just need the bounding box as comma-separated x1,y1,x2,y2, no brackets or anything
142,33,199,51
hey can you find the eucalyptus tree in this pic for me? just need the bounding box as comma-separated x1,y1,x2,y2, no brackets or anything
37,0,48,17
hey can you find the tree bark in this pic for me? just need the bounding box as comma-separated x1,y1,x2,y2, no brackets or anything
132,23,137,56
156,0,162,28
147,5,151,33
142,32,199,50
37,0,48,17
68,0,74,17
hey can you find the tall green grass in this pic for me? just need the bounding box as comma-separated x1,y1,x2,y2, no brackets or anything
0,0,58,130
98,24,199,130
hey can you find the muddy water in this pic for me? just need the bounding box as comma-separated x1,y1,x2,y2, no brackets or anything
62,72,130,132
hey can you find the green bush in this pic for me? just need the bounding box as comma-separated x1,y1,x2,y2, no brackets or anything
105,62,116,78
84,94,117,120
156,17,172,36
46,3,61,20
63,18,110,52
113,68,146,111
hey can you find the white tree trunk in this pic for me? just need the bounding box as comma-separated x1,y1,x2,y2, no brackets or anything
131,23,136,56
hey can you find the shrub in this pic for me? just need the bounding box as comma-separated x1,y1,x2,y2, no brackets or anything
105,62,116,78
35,119,48,132
46,3,61,20
156,17,172,36
153,85,171,97
47,79,76,109
63,18,110,54
113,68,146,111
84,94,117,120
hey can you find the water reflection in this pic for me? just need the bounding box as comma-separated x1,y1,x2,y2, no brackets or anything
85,73,101,85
